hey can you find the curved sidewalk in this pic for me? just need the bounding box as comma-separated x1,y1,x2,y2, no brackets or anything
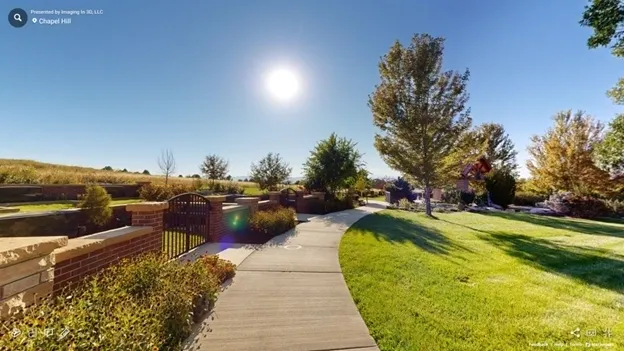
183,202,386,351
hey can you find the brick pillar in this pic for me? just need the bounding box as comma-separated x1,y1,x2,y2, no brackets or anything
432,189,442,201
295,191,307,213
126,202,168,253
235,197,259,217
268,191,281,204
206,196,226,242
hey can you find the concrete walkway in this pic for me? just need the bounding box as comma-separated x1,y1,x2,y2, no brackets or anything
182,202,387,351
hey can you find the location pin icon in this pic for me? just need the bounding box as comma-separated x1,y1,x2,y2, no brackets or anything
32,18,37,23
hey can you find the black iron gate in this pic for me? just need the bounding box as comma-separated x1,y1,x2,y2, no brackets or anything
280,188,297,210
163,193,211,259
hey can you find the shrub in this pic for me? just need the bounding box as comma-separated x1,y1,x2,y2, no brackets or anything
460,190,476,205
398,198,411,210
442,189,461,204
385,177,416,202
78,184,112,226
198,255,237,283
566,195,610,219
513,192,546,207
204,181,244,195
139,183,195,201
324,194,356,213
484,169,516,209
249,207,296,237
0,252,228,351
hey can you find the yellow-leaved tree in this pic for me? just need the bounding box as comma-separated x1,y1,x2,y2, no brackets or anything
526,110,610,196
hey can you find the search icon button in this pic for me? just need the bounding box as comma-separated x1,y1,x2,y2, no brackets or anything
8,8,27,28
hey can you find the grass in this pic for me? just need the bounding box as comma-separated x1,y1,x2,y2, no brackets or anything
339,210,624,351
162,230,205,258
10,198,144,212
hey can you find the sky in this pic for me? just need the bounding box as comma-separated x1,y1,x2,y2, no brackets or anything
1,0,621,179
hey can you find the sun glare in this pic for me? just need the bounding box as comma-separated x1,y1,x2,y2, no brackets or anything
267,68,300,101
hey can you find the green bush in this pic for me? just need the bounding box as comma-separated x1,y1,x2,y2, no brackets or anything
139,183,195,201
398,198,411,210
566,195,610,219
460,190,476,205
249,207,296,237
0,252,233,351
78,184,112,226
442,189,461,204
484,169,516,209
324,195,356,213
205,181,244,195
513,192,546,207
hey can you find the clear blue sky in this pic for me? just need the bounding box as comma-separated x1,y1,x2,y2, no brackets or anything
2,0,620,179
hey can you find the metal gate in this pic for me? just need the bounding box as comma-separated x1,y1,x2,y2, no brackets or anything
280,188,297,210
163,193,211,259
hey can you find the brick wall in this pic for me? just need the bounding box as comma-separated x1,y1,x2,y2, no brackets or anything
0,183,148,202
53,227,160,294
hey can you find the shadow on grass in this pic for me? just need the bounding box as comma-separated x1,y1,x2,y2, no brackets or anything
354,211,473,256
476,211,624,238
438,216,624,292
479,232,624,293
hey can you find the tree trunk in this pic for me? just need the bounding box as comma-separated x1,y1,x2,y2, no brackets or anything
424,185,433,216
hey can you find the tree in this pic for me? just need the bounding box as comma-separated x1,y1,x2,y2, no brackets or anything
225,175,233,181
527,110,610,195
368,33,471,216
249,153,292,191
102,166,113,171
78,184,112,226
121,168,128,173
191,174,201,179
484,168,516,209
302,133,363,197
473,123,517,171
157,149,176,185
354,169,370,202
200,154,229,183
580,0,624,104
595,114,624,178
142,169,150,175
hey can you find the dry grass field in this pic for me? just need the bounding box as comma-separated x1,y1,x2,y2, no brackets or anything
0,159,259,188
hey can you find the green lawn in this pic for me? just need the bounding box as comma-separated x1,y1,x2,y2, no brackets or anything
10,198,144,213
339,210,624,351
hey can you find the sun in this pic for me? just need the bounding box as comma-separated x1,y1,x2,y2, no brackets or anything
266,68,300,101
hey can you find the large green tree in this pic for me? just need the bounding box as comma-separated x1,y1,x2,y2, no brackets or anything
249,153,292,191
368,33,472,216
473,123,518,171
581,0,624,103
595,114,624,177
302,133,363,197
527,110,610,195
200,154,229,183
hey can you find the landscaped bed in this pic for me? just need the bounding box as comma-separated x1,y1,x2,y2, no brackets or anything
0,252,236,350
339,210,624,350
